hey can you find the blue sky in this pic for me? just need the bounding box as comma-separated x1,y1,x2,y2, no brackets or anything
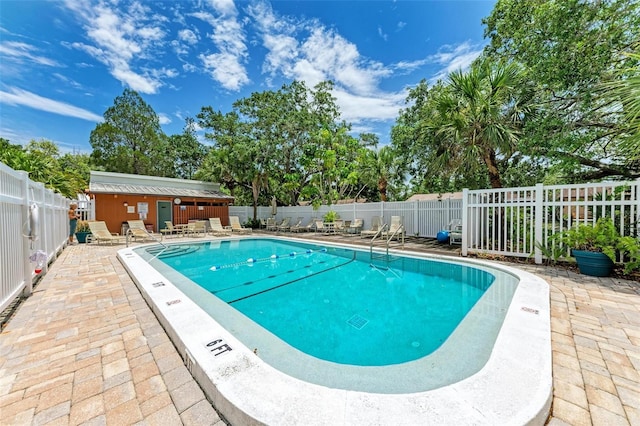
0,0,495,154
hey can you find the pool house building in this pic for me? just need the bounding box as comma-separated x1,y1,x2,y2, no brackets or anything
88,171,234,234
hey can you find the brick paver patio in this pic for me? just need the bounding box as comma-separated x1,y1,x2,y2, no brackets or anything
0,234,638,425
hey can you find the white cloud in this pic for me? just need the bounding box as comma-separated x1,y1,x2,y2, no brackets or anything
179,29,198,45
194,1,249,91
248,3,390,96
428,41,484,82
0,41,60,66
332,87,406,124
53,73,83,89
246,1,403,127
378,26,388,41
200,51,249,91
172,28,199,56
158,113,171,125
63,0,174,94
0,87,102,121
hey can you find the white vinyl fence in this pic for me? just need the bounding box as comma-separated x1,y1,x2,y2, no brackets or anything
0,162,69,313
232,180,639,265
230,196,463,239
461,181,640,263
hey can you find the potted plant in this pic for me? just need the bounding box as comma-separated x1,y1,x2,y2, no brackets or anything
75,220,92,243
323,210,340,223
560,217,620,277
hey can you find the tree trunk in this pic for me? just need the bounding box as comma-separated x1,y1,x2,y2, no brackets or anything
378,177,388,202
483,148,502,189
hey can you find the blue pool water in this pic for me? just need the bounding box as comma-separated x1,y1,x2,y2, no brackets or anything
145,238,496,367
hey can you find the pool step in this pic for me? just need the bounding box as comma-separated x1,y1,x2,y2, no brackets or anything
146,245,200,259
369,253,401,271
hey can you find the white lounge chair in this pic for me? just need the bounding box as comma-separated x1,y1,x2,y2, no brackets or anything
291,218,312,232
127,220,156,241
360,216,382,238
276,217,291,232
229,216,252,234
209,218,232,236
88,221,125,245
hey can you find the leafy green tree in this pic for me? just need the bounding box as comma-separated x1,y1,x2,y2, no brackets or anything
168,118,207,180
197,108,267,216
0,138,89,197
483,0,640,180
306,127,367,205
392,60,533,190
58,152,92,195
198,80,365,214
232,80,346,207
0,138,29,170
90,89,167,176
599,52,640,164
357,145,402,202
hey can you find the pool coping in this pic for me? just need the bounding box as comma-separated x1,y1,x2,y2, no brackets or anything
118,236,552,425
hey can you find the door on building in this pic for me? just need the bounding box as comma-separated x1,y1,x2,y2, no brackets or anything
157,201,172,231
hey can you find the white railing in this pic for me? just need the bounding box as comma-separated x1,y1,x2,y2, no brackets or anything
230,196,462,239
461,180,640,263
233,180,639,265
0,162,69,313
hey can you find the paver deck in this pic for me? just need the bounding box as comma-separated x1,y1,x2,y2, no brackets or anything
1,232,638,425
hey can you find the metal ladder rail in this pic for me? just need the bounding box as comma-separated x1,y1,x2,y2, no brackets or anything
369,223,406,269
369,223,389,267
387,225,405,249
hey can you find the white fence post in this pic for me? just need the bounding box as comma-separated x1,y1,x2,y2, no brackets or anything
534,183,544,264
416,200,420,237
461,188,469,257
20,171,33,297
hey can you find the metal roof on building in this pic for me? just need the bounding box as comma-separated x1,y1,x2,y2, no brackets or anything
89,171,234,200
406,192,462,202
89,182,233,199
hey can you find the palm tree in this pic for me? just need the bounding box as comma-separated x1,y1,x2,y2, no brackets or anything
430,60,531,188
600,52,640,163
359,146,397,202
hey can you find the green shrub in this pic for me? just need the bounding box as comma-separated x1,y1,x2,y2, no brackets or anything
323,210,340,222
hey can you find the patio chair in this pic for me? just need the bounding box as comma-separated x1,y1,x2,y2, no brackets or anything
347,218,364,235
209,218,232,236
229,216,252,234
382,216,404,240
333,219,345,233
127,220,156,242
277,217,292,232
314,219,328,233
187,220,207,237
160,221,178,240
87,221,125,245
266,217,277,231
360,216,382,238
449,219,463,245
291,218,313,232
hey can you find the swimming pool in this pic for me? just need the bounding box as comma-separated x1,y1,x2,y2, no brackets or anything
119,236,551,425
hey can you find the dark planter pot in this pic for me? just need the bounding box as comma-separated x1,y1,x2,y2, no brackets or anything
75,231,91,244
572,249,614,277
